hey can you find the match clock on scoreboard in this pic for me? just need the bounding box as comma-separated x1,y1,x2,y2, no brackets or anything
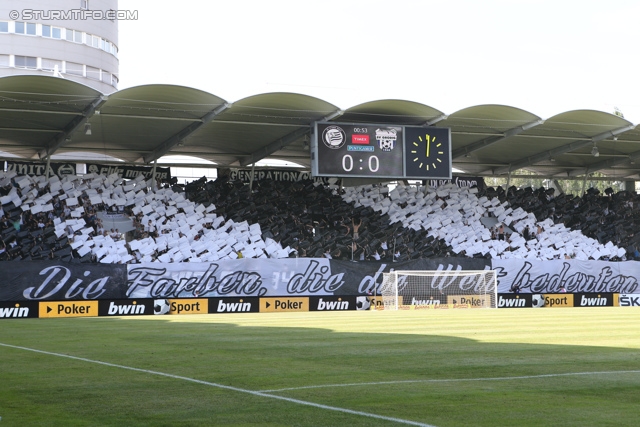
403,126,452,179
311,122,452,179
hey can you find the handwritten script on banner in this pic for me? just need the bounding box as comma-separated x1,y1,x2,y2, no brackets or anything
494,259,639,294
1,258,490,301
8,258,637,300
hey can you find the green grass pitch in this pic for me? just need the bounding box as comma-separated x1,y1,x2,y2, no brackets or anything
1,308,639,426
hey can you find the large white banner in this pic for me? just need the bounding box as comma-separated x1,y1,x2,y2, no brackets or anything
493,259,640,294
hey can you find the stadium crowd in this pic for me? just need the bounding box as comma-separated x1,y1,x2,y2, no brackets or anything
0,169,633,263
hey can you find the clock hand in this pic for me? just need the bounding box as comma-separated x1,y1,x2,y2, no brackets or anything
425,136,430,158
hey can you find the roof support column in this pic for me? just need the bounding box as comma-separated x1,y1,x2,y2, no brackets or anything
493,124,635,176
452,119,543,159
552,179,565,195
565,126,638,177
45,155,52,179
423,114,448,126
37,94,108,159
249,163,256,192
151,160,158,192
143,102,232,164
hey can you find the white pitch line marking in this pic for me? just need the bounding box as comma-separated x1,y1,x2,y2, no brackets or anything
0,342,437,427
261,370,640,392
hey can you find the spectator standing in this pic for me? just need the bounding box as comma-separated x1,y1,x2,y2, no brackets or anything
352,217,362,241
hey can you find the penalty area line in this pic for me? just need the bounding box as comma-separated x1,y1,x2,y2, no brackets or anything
261,370,640,392
0,342,437,427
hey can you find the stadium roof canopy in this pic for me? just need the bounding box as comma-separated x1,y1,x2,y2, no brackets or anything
1,75,639,180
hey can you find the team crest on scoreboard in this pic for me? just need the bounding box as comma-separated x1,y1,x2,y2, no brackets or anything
376,128,398,152
322,125,346,149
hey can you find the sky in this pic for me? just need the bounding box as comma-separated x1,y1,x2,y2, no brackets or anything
118,0,640,123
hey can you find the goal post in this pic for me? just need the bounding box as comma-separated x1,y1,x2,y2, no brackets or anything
379,270,498,310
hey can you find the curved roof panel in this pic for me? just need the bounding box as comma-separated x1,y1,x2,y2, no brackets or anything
0,76,103,158
185,92,340,167
452,109,635,177
0,75,639,180
445,105,543,174
102,84,227,120
340,99,445,125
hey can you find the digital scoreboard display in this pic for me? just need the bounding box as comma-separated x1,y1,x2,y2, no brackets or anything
311,122,451,179
313,123,404,178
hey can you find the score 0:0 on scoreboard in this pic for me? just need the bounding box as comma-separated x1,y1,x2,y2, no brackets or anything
311,122,451,180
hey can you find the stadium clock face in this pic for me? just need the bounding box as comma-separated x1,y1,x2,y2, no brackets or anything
313,123,404,178
404,127,452,179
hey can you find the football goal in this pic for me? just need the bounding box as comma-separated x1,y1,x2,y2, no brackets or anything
379,270,498,310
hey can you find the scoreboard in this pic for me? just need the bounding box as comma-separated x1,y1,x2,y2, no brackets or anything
311,122,451,179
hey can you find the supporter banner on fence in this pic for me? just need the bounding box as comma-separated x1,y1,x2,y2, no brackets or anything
425,175,486,190
0,257,490,301
125,257,491,299
0,261,129,301
492,259,640,294
228,168,331,184
85,163,172,181
7,161,78,178
226,169,484,189
328,257,492,296
6,160,171,181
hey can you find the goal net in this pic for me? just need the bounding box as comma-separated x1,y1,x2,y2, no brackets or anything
379,270,498,310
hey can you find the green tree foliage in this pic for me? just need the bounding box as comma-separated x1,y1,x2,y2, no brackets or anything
483,170,626,197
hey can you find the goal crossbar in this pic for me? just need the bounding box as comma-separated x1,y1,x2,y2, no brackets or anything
379,270,498,310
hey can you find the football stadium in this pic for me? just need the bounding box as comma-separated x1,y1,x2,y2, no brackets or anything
1,1,640,426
